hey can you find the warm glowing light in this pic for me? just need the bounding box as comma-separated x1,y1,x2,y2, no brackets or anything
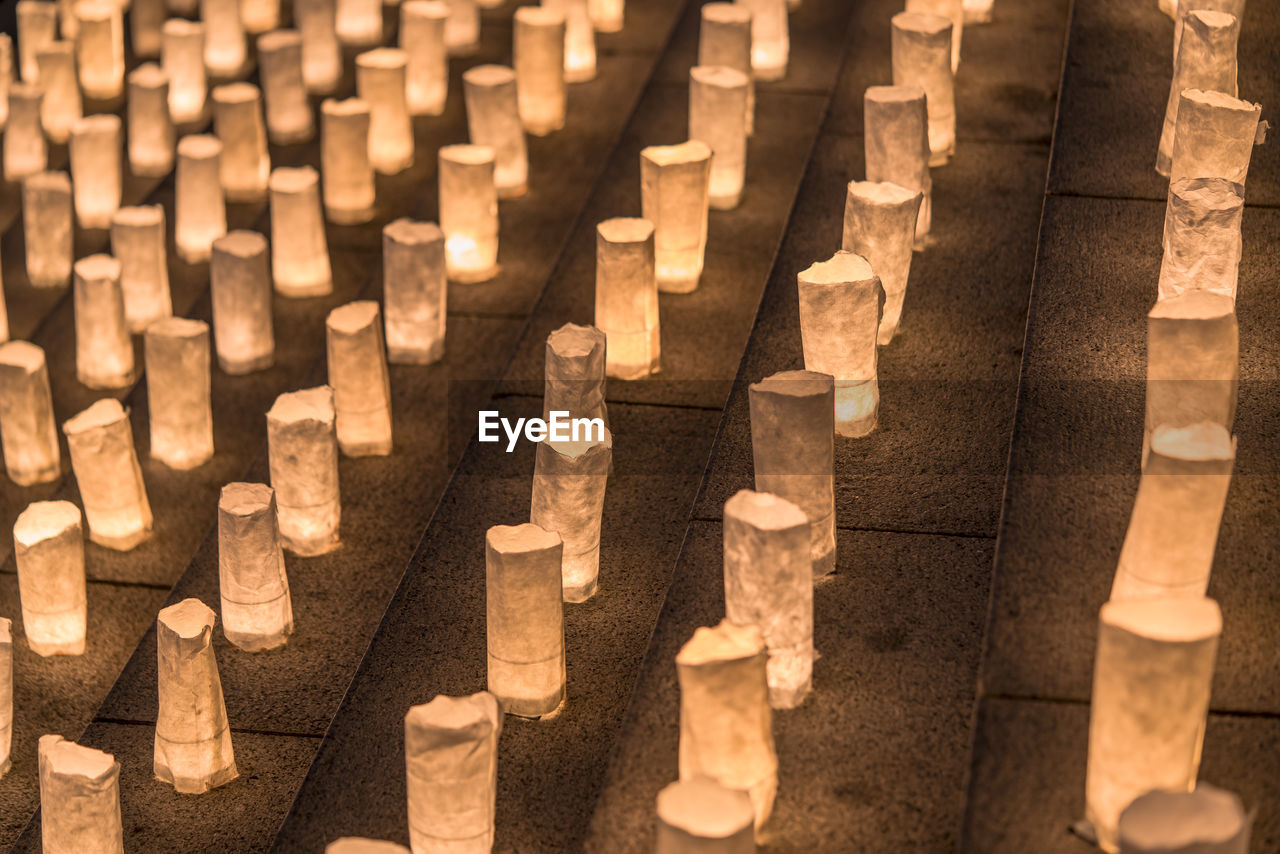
0,341,61,486
175,135,228,263
531,429,612,602
1169,89,1261,187
963,0,993,25
514,7,567,136
1118,784,1250,854
543,0,596,82
74,0,124,99
267,386,341,556
219,482,294,651
401,1,449,116
5,84,46,181
906,0,962,72
443,0,481,56
891,13,954,166
356,48,415,174
843,180,923,344
146,317,215,470
327,301,393,456
699,4,753,135
200,0,247,79
596,218,660,379
69,114,122,230
23,171,72,288
689,65,749,210
73,255,135,390
126,63,174,177
15,500,86,657
294,0,343,95
211,231,275,374
735,0,788,81
270,166,333,297
544,323,610,440
17,1,58,84
440,143,500,281
1157,10,1238,176
212,83,270,203
463,66,528,198
111,206,173,332
336,0,383,47
258,29,315,145
240,0,281,35
321,98,376,224
655,777,755,854
1145,291,1236,452
383,219,447,365
63,398,153,550
641,140,712,294
38,735,123,852
1158,178,1242,302
36,41,80,145
162,19,207,125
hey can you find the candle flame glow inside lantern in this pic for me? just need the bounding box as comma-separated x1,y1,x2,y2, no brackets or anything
267,386,341,555
74,0,124,100
200,0,248,80
127,63,174,177
162,19,207,126
443,0,481,57
6,83,47,182
735,0,789,81
213,83,270,203
322,98,376,225
211,231,275,374
699,4,754,135
1169,89,1261,187
258,29,316,145
401,1,449,116
63,398,153,550
356,48,415,174
531,428,612,602
544,323,609,428
905,0,963,72
963,0,994,25
17,1,58,85
842,180,923,345
641,140,712,294
891,13,955,167
294,0,343,95
1157,10,1239,176
596,217,660,380
15,500,86,657
1117,783,1251,854
175,135,228,263
1158,178,1243,302
542,0,596,83
111,206,173,333
337,0,383,47
514,7,567,137
38,735,123,853
36,41,81,145
655,777,756,854
588,0,624,32
689,65,750,211
240,0,281,36
69,114,122,230
0,619,9,778
326,301,393,456
73,255,136,390
146,317,215,470
270,166,334,297
405,691,501,854
439,144,500,281
463,66,528,199
219,482,294,652
23,171,73,289
154,598,238,793
383,219,447,365
1085,596,1222,853
0,341,61,486
1145,291,1237,455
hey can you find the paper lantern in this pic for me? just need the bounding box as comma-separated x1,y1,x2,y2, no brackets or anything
1158,178,1242,302
749,370,835,576
641,140,712,294
5,83,46,182
0,619,9,778
126,63,174,177
589,0,623,32
154,599,238,793
531,428,612,602
69,114,122,230
842,181,923,345
1169,89,1262,186
17,1,58,84
963,0,994,25
699,4,753,135
38,735,123,853
15,500,86,656
321,98,376,224
36,41,80,145
22,171,73,288
240,0,281,35
145,317,214,470
337,0,383,47
73,1,123,99
723,489,813,708
161,19,207,125
73,255,135,390
543,0,596,83
0,341,61,485
211,231,275,373
891,13,954,166
486,523,566,716
258,29,316,145
405,692,501,853
463,66,528,198
1118,784,1250,854
294,0,342,95
544,323,609,427
356,48,415,174
175,135,228,263
439,144,500,281
443,0,480,57
514,7,567,136
326,301,393,456
676,619,777,832
1084,597,1221,853
130,0,166,57
110,206,172,332
595,217,659,379
1171,0,1243,76
327,839,410,854
796,251,884,438
267,386,341,556
734,0,788,81
63,398,153,550
689,65,749,210
1157,10,1238,176
218,482,294,651
212,83,270,203
1146,291,1236,451
383,218,447,364
906,0,962,72
270,166,333,297
199,0,247,80
401,1,449,116
655,777,755,854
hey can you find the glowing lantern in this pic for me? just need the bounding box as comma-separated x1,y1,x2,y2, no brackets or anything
63,398,152,550
1169,89,1261,187
1157,10,1238,176
1146,291,1236,450
531,427,612,602
596,217,660,379
439,144,500,281
211,231,275,374
111,206,173,332
73,255,135,390
906,0,962,72
735,0,788,81
542,0,596,82
463,66,528,198
15,500,86,656
326,301,393,456
356,48,415,174
69,114,122,230
267,386,341,556
145,317,214,470
269,166,333,297
891,13,954,166
126,64,174,177
199,0,247,80
1158,178,1242,302
5,84,47,181
212,83,270,203
842,180,923,344
337,0,383,47
17,1,58,84
162,19,207,125
699,4,753,135
689,65,749,210
641,140,712,294
322,98,376,225
0,341,61,485
383,219,447,365
294,0,342,95
36,41,80,145
73,0,124,99
22,171,73,288
240,0,280,35
175,135,228,264
589,0,623,32
401,2,448,116
258,29,315,145
219,482,294,651
443,0,480,56
38,735,123,853
514,7,567,136
544,323,609,427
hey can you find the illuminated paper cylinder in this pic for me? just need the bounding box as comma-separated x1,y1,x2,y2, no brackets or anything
111,206,172,332
145,318,214,469
1084,597,1221,853
699,4,753,135
735,0,787,81
383,218,447,364
69,115,122,230
543,0,595,83
405,691,501,853
595,217,659,380
337,0,383,47
963,0,994,24
689,66,749,210
676,620,777,831
326,301,392,456
356,48,414,174
401,1,449,116
74,1,123,99
1157,178,1242,302
1157,11,1238,176
162,19,207,125
514,7,566,136
5,84,46,181
270,166,332,297
486,523,566,716
154,599,237,793
321,98,376,224
641,140,712,294
892,13,954,166
0,36,11,127
23,171,72,288
267,386,340,555
906,0,962,72
544,322,608,427
17,1,58,83
439,144,500,281
464,66,528,198
531,429,612,602
1171,0,1244,76
36,42,80,144
1146,291,1236,448
59,0,80,41
218,482,293,651
131,0,166,58
0,342,60,485
38,735,123,853
259,30,316,145
749,370,835,577
73,256,135,389
842,181,923,345
444,0,481,56
0,619,9,777
796,251,884,438
1170,89,1262,186
211,231,275,373
1118,784,1250,854
241,0,282,35
655,777,755,854
15,500,85,656
723,489,813,709
175,135,228,263
126,64,174,177
328,840,410,854
63,399,152,549
589,0,623,31
213,83,270,203
295,0,342,95
200,0,247,80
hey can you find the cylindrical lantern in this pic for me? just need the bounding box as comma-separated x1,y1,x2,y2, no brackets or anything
73,255,135,390
1170,0,1243,66
463,65,528,198
294,0,343,95
734,0,788,81
218,482,294,651
175,135,228,263
400,1,449,117
485,522,566,716
326,301,392,456
0,341,61,486
891,13,954,166
542,0,595,83
655,777,755,854
641,140,712,295
258,29,316,145
749,370,834,576
63,398,153,550
595,217,659,379
689,66,749,211
73,0,124,100
15,500,86,656
200,0,247,80
240,0,282,35
162,19,207,125
22,171,73,288
111,206,173,333
723,489,813,709
443,0,480,56
270,166,333,297
355,48,414,174
154,598,238,793
405,692,501,854
842,180,923,345
131,0,166,58
5,84,46,182
796,251,884,438
211,231,275,374
38,735,123,852
544,322,609,427
1157,10,1238,176
1146,291,1237,451
383,218,447,364
1118,784,1250,854
588,0,623,32
336,0,383,47
145,317,214,470
906,0,962,72
35,41,80,145
1169,89,1261,186
514,6,566,136
69,114,122,230
17,1,58,84
1157,177,1243,302
267,386,341,556
699,4,753,135
676,619,777,832
1084,597,1221,853
212,83,270,203
531,429,612,602
439,143,500,281
126,64,174,177
321,98,376,224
